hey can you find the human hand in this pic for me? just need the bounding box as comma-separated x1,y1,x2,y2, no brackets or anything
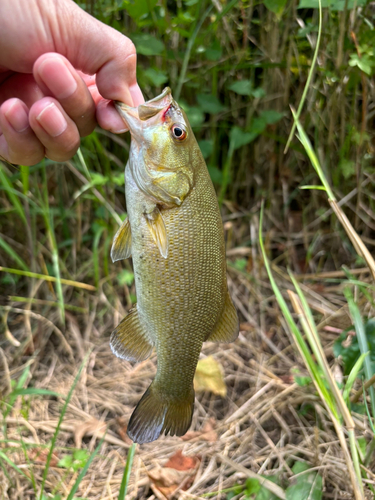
0,0,144,166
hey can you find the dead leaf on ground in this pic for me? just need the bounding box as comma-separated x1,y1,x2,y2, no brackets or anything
181,418,218,442
148,450,200,499
28,447,59,467
194,356,227,397
74,417,106,448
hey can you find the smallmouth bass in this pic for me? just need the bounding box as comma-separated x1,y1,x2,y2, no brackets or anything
110,88,239,444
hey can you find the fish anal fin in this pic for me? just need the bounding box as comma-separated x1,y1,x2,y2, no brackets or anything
144,207,168,259
110,305,153,362
206,291,239,343
127,382,194,444
111,218,132,262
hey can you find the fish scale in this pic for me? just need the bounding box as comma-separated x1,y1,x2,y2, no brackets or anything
110,88,239,444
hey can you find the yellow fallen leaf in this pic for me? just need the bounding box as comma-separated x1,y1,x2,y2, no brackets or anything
194,356,226,397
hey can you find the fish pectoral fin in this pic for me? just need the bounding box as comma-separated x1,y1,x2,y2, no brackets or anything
205,291,239,343
110,305,153,362
111,218,132,262
144,207,168,259
127,382,194,444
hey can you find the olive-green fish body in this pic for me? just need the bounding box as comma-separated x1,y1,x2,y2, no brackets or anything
110,88,238,444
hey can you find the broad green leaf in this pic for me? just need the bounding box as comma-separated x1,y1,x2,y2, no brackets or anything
123,0,157,19
245,477,261,495
197,94,227,114
143,68,169,87
228,80,253,96
286,461,322,500
259,110,284,124
131,34,165,56
298,0,366,9
58,455,73,469
198,140,213,159
229,126,256,151
264,0,288,16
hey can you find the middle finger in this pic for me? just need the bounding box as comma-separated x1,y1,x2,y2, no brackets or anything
33,53,96,137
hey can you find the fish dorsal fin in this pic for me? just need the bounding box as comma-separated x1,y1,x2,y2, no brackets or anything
111,218,132,262
205,291,239,343
144,207,168,259
110,305,154,362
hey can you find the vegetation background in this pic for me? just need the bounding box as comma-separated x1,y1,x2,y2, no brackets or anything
1,0,375,499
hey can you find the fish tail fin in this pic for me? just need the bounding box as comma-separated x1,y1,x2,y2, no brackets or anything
127,382,194,444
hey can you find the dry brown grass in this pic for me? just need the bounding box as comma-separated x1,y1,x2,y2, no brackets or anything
1,231,374,499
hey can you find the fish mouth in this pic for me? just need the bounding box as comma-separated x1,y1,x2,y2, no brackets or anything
115,87,174,135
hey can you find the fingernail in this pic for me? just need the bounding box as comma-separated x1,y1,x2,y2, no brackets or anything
130,83,145,107
36,103,67,137
5,102,29,133
39,58,78,99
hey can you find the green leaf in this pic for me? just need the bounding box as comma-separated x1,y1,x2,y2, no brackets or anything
112,173,125,186
73,449,90,463
142,68,169,87
264,0,288,16
228,80,253,96
286,462,322,500
245,478,261,495
205,41,222,61
197,94,227,114
131,34,165,56
298,0,366,9
198,140,213,159
117,270,135,287
229,127,256,151
233,258,247,271
123,0,157,20
254,476,280,499
186,107,205,127
208,166,223,184
333,319,375,376
58,455,73,469
260,110,284,125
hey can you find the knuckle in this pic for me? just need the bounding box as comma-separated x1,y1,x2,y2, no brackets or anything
46,136,80,162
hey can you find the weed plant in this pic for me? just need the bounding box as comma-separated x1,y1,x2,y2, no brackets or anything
1,0,375,498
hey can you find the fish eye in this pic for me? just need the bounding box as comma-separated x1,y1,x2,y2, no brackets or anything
171,124,187,141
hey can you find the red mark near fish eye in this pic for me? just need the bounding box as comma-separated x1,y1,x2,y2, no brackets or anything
162,105,172,122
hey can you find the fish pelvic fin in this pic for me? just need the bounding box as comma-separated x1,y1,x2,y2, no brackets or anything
110,305,153,362
111,217,132,262
127,383,195,444
144,207,168,259
205,291,239,343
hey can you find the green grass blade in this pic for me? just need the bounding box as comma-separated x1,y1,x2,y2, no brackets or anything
285,0,322,153
0,236,29,271
0,450,32,483
118,443,136,500
175,4,213,100
292,112,335,201
258,203,333,408
12,388,63,398
343,353,368,404
39,351,92,499
0,166,27,224
345,288,375,419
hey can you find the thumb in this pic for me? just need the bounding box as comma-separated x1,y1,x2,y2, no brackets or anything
52,0,144,106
